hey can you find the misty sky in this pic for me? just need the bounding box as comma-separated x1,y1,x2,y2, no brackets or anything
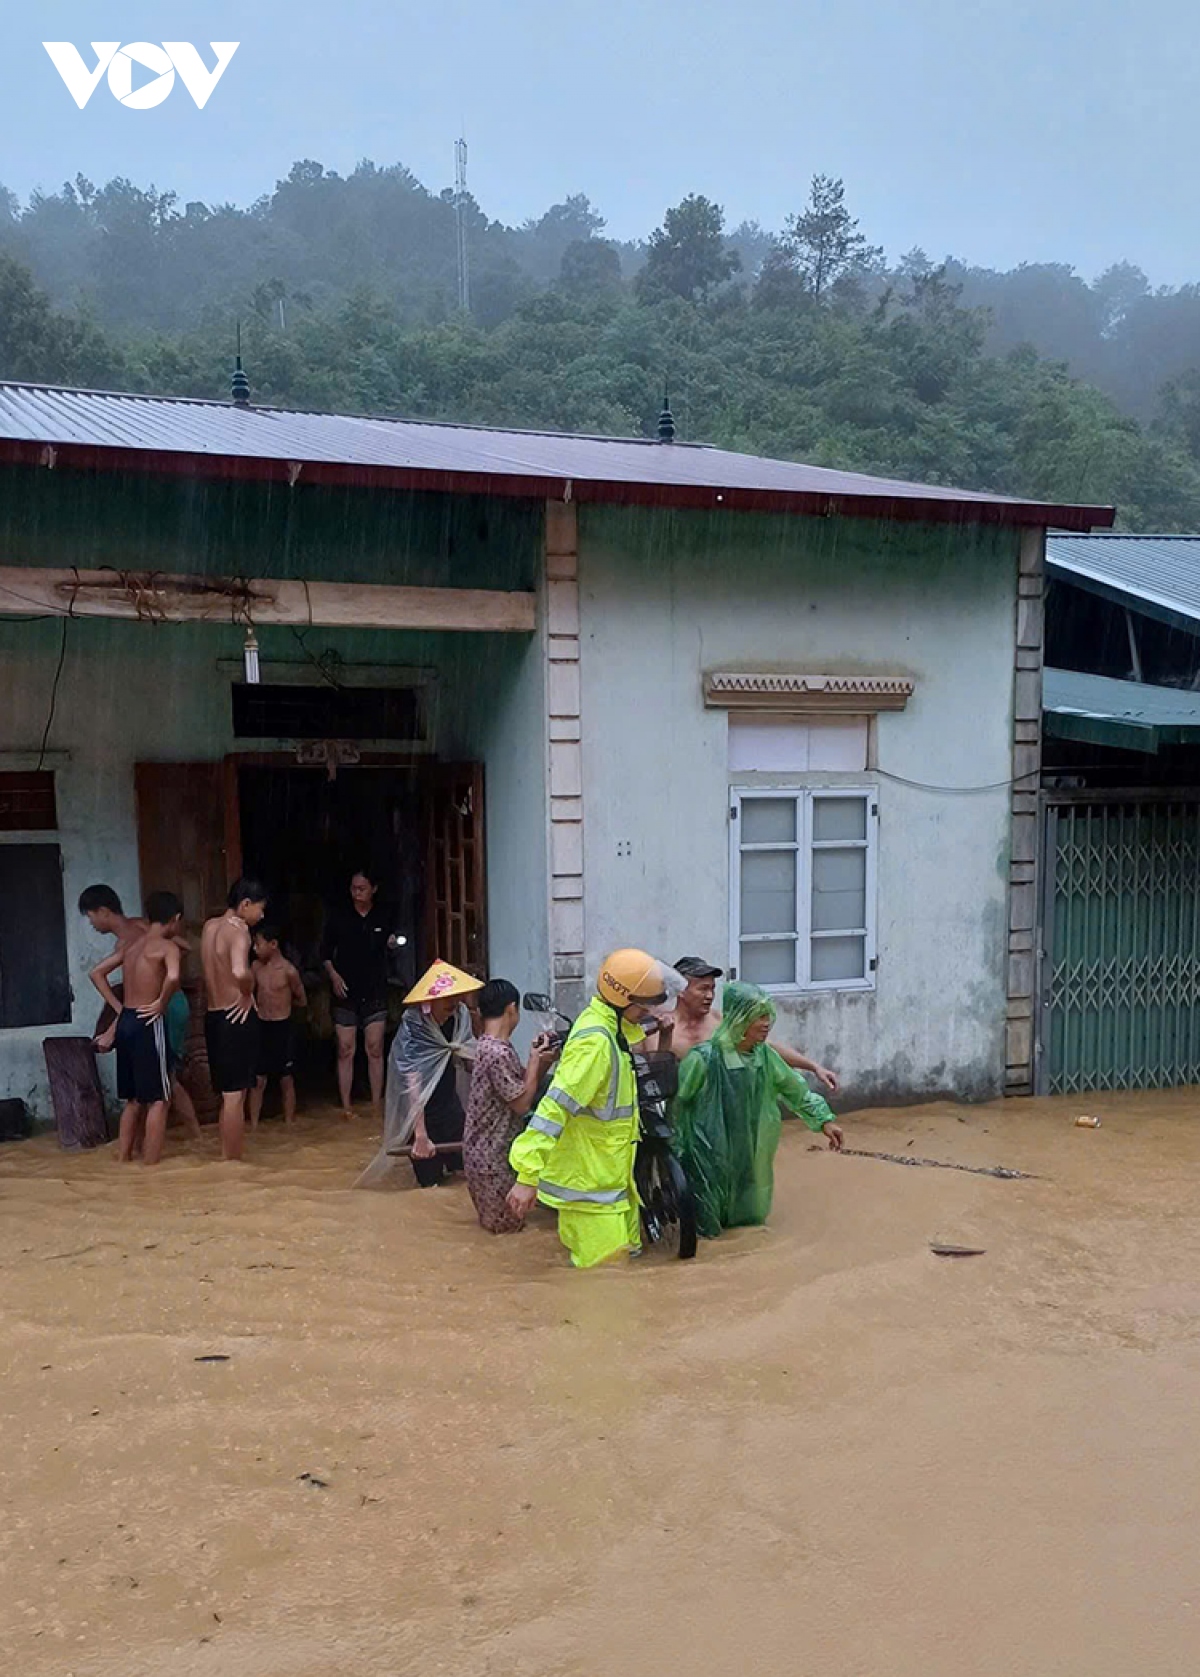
1,1,1195,283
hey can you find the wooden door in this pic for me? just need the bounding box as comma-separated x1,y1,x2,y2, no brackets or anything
134,762,237,930
134,761,240,1125
424,763,487,975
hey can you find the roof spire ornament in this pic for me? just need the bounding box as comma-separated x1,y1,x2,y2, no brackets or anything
231,322,250,408
657,380,675,443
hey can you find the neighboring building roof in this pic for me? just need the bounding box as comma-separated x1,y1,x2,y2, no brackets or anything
1044,666,1200,753
1047,532,1200,630
0,382,1113,531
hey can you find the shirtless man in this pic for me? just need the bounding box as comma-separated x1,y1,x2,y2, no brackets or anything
663,956,840,1092
202,879,269,1161
88,892,184,1165
79,883,201,1142
249,925,307,1128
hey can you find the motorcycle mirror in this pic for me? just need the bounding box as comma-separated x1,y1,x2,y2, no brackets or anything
522,991,553,1013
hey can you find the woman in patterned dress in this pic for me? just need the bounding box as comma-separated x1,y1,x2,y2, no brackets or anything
464,980,557,1234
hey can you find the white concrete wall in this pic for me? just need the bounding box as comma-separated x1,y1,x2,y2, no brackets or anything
0,615,547,1118
469,631,551,1007
576,505,1021,1103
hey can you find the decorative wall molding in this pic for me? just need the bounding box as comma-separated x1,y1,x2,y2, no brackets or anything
704,671,914,714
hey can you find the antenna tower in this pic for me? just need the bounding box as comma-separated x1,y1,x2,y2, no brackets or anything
454,136,471,314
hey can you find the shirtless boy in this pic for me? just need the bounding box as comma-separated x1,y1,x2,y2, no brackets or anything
79,883,201,1141
249,925,307,1128
663,956,840,1092
202,879,269,1161
88,892,184,1165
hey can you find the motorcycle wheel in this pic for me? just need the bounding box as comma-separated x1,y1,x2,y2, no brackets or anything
638,1149,698,1261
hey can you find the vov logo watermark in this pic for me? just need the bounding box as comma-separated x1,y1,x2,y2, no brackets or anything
43,42,240,110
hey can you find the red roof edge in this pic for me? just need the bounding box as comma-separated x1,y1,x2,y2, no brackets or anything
0,437,1116,534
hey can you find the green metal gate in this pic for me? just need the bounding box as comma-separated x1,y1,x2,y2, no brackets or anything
1040,798,1200,1093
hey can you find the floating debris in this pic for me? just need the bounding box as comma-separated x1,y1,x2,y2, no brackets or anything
844,1148,1035,1181
1074,1115,1102,1129
930,1242,987,1257
194,1354,231,1364
297,1472,329,1489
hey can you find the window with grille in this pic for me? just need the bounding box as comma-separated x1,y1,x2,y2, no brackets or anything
0,771,57,831
729,790,878,991
231,683,420,741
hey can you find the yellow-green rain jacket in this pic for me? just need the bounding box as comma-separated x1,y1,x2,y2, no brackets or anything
510,998,644,1213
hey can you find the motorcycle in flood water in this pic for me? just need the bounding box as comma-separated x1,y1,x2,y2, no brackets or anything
523,993,698,1261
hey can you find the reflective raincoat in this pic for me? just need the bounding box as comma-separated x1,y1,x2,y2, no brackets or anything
509,997,644,1268
671,982,835,1238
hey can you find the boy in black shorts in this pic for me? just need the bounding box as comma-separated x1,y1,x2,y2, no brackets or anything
88,892,184,1165
201,879,269,1161
249,925,307,1127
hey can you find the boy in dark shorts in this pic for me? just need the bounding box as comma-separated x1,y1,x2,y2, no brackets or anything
80,883,201,1141
201,879,269,1161
249,925,307,1127
88,892,184,1165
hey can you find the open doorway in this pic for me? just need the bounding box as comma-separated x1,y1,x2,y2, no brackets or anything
236,764,422,1110
135,754,489,1120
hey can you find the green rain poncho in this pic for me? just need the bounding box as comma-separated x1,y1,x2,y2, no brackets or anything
671,983,836,1238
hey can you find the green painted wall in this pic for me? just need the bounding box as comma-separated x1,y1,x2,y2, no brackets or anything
0,464,549,1118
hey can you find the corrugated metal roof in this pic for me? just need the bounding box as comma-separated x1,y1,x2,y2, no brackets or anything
1047,532,1200,628
0,382,1113,530
1044,665,1200,752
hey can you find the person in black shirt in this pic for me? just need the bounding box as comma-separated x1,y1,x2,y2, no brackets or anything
321,869,400,1120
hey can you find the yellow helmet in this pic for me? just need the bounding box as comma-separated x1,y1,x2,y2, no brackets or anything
596,948,680,1011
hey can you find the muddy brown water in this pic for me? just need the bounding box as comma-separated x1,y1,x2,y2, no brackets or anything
3,1093,1200,1676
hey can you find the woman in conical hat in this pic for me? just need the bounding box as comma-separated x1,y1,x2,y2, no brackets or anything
355,961,481,1189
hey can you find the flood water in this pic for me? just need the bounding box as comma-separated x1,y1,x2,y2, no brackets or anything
3,1092,1200,1676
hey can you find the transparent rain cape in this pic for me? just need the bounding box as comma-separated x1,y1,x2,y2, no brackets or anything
354,1003,476,1187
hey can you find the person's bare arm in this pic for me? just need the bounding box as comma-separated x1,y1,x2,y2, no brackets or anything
410,1068,435,1159
231,926,253,995
504,1037,556,1117
773,1039,839,1092
224,924,255,1022
89,949,126,1019
138,941,181,1020
288,963,307,1009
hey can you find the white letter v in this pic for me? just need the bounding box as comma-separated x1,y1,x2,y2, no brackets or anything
162,42,240,109
42,42,120,109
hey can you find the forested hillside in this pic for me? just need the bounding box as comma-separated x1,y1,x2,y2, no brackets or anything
3,160,1200,529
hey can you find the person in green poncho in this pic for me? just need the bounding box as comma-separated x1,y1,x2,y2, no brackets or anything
671,982,844,1238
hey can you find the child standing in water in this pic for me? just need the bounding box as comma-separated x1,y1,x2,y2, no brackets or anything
250,926,307,1128
88,892,185,1165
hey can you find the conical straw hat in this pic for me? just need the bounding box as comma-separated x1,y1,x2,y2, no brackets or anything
404,960,483,1005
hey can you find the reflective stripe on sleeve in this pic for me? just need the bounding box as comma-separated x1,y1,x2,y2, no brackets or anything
528,1112,564,1138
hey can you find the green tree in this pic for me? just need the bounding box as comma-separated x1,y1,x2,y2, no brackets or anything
1156,369,1200,462
0,255,125,385
558,238,622,299
636,195,740,303
779,175,882,304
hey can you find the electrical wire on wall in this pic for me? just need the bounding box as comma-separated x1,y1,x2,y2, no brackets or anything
874,766,1020,795
35,615,70,773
